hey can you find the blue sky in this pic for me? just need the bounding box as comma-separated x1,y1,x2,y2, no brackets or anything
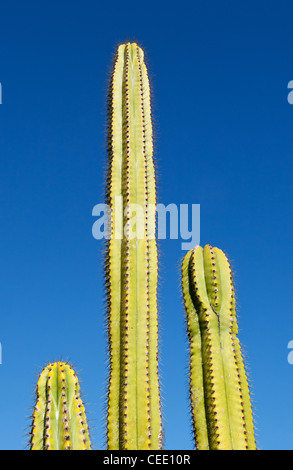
1,0,293,450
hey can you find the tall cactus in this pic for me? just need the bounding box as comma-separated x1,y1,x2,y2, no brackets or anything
182,244,256,450
105,42,162,450
30,362,91,450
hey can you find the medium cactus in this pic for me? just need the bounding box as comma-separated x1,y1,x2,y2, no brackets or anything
30,362,91,450
105,42,162,450
182,244,256,450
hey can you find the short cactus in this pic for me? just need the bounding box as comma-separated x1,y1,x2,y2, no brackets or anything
105,42,162,450
30,362,91,450
181,244,256,450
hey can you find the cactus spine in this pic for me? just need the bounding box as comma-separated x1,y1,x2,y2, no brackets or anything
30,362,91,450
106,42,161,450
182,245,256,450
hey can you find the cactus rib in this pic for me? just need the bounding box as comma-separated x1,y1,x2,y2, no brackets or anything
106,42,161,450
30,362,91,450
182,244,256,450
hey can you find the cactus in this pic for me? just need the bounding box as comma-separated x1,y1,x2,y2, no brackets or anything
30,362,91,450
24,44,259,453
105,42,162,450
181,244,256,450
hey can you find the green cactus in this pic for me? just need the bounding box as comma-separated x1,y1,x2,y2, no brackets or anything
30,362,91,450
25,44,258,453
105,42,162,450
181,244,256,450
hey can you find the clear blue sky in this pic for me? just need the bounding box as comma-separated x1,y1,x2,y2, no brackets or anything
1,0,293,450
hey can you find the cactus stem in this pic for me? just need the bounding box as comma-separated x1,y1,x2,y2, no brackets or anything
106,42,161,450
182,245,256,450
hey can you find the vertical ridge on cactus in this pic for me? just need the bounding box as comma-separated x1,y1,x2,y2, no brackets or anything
30,362,91,450
105,42,161,450
182,244,256,450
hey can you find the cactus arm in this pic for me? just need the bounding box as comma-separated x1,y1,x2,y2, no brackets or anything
181,250,209,450
106,42,161,450
30,362,91,450
183,245,256,450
